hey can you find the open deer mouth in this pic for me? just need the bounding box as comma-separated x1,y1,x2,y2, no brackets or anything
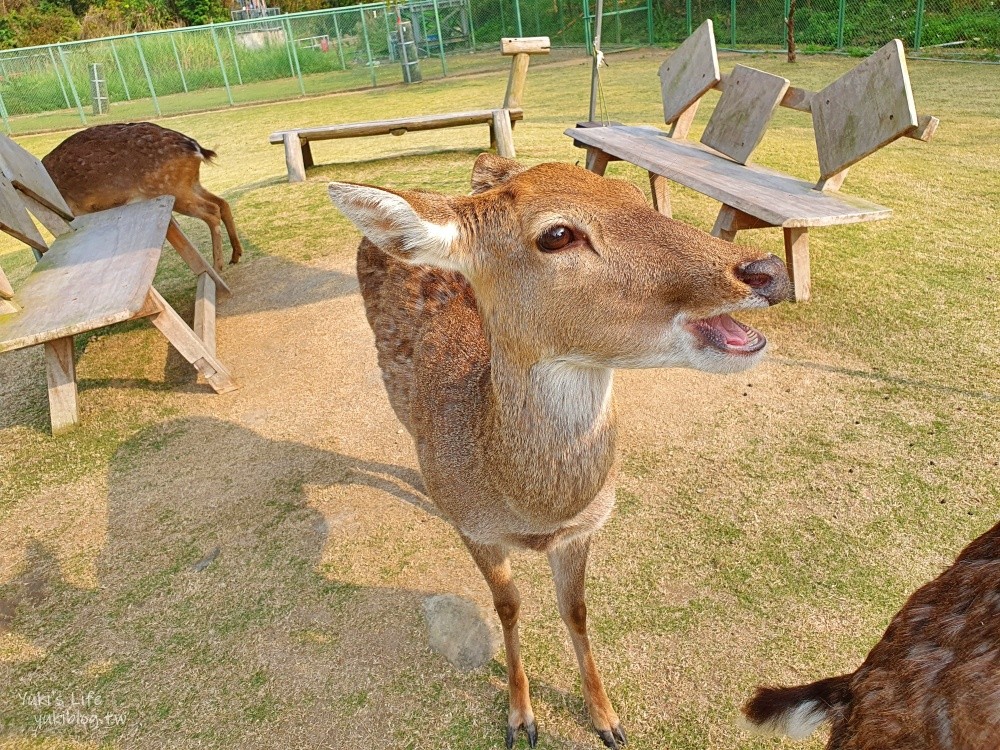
686,314,766,354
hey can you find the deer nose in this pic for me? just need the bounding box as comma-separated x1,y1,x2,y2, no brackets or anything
735,255,791,305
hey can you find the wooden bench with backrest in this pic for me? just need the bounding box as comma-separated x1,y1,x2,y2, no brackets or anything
270,36,550,182
566,20,939,302
0,134,237,434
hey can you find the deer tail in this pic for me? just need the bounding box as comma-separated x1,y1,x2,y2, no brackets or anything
740,674,851,740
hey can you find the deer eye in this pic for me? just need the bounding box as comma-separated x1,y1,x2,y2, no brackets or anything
537,225,575,252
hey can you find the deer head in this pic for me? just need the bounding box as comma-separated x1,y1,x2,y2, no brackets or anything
329,154,789,375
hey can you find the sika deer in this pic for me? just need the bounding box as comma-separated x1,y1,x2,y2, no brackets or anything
329,155,790,748
742,520,1000,750
42,122,243,272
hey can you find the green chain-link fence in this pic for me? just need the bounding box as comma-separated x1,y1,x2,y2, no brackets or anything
0,0,995,135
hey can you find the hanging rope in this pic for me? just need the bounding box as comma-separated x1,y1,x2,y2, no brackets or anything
593,41,610,125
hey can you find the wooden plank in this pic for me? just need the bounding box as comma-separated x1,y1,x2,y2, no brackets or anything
585,148,612,176
565,125,891,228
283,134,307,183
492,110,516,158
20,192,71,240
44,336,79,434
503,52,532,109
711,204,774,240
145,287,237,394
700,65,789,165
501,37,550,55
913,114,939,142
812,39,919,180
783,227,811,302
194,273,216,357
166,219,232,299
0,298,17,315
0,265,14,299
0,197,172,353
0,134,73,220
658,19,720,125
0,175,47,252
649,172,671,217
269,110,525,144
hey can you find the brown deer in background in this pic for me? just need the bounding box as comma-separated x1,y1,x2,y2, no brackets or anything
42,122,243,272
329,155,790,748
742,519,1000,750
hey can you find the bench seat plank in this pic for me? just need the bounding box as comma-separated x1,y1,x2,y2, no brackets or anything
270,108,524,144
0,196,173,353
565,125,891,229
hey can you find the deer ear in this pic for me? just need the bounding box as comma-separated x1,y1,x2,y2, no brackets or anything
328,182,465,271
471,153,528,194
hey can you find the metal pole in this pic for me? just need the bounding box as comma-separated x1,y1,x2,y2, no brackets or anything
432,0,448,76
210,26,235,105
583,0,591,54
170,33,188,93
646,0,653,45
914,0,925,51
686,0,692,36
514,0,524,37
468,0,476,48
784,0,790,51
57,45,87,124
534,0,541,36
284,18,306,94
226,26,244,85
333,11,347,70
360,10,377,87
48,47,72,110
614,0,621,44
0,93,11,135
499,0,508,37
134,35,161,116
383,5,393,64
588,0,603,122
836,0,846,49
110,40,132,99
730,0,736,47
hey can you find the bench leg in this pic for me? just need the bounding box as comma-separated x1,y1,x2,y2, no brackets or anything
145,288,238,394
194,273,217,357
783,227,811,303
711,205,773,241
301,140,314,169
585,148,611,176
44,336,79,435
492,110,516,159
166,219,232,299
283,134,307,183
648,172,672,218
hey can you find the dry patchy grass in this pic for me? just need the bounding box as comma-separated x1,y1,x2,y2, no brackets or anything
0,50,998,750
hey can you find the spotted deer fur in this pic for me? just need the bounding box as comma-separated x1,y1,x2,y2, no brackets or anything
42,122,243,272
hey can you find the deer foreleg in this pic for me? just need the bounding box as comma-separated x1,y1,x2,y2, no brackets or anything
548,535,626,748
463,537,537,748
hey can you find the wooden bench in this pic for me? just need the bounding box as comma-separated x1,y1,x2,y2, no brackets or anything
270,36,550,183
0,135,237,434
566,20,939,302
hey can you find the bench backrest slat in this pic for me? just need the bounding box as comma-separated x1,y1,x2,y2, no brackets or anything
0,135,74,222
0,174,48,254
700,64,789,165
658,19,720,126
811,39,919,180
0,265,14,300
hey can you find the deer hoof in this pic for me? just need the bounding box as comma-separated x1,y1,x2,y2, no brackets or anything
505,719,538,749
597,724,627,748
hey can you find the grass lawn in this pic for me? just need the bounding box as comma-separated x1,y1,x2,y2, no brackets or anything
0,50,998,749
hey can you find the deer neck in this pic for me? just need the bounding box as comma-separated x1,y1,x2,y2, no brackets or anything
483,344,618,521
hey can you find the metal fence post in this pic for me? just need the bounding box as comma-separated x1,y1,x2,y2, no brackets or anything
210,26,235,105
514,0,524,37
57,44,87,124
48,47,72,110
333,12,347,70
109,40,132,99
170,33,188,93
837,0,846,49
646,0,654,45
226,26,244,85
784,0,790,51
730,0,736,47
284,18,306,94
383,5,393,63
0,93,11,135
359,9,377,87
432,0,448,76
914,0,925,51
134,35,161,116
583,0,591,55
